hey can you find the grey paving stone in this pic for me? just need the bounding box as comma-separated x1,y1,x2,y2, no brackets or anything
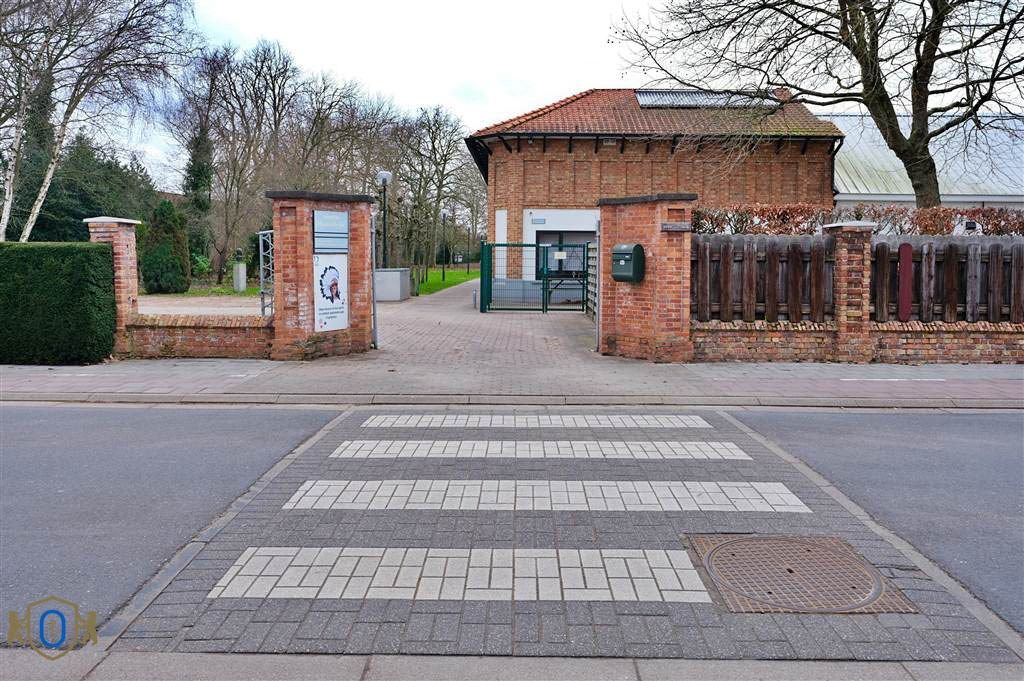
433,614,460,642
294,611,333,639
116,405,1014,662
484,624,513,655
231,622,272,653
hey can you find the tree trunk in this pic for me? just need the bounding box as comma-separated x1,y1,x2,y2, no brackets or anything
0,89,29,241
213,248,227,284
898,148,942,208
19,116,71,242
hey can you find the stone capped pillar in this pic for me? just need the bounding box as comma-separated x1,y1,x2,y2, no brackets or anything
825,222,875,362
597,193,697,362
266,190,376,360
85,216,140,352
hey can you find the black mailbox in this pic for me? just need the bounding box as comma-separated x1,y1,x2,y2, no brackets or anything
611,243,645,282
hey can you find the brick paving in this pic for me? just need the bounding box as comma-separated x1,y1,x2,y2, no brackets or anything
111,407,1018,661
2,281,1022,403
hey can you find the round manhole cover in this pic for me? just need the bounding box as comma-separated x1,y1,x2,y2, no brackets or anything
703,536,884,613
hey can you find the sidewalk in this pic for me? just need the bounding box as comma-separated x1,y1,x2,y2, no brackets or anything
4,649,1023,681
2,283,1022,408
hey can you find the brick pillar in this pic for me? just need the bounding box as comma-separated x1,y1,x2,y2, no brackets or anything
85,216,140,352
266,190,376,360
826,222,875,362
597,193,697,362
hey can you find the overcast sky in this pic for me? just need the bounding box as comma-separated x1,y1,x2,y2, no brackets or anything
194,0,653,131
134,0,654,188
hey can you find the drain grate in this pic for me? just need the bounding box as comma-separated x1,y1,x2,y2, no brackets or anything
690,535,917,614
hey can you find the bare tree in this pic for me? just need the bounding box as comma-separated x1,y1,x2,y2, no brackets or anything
619,1,1024,207
162,37,485,282
0,0,194,241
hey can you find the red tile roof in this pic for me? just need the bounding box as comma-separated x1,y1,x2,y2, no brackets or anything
470,89,842,138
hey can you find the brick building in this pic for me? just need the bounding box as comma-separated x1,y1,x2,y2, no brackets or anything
465,89,843,247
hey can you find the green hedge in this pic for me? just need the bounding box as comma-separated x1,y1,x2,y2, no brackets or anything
0,242,116,364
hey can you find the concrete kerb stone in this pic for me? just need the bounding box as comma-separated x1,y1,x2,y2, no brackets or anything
1,651,1021,681
2,393,1022,410
717,409,1024,662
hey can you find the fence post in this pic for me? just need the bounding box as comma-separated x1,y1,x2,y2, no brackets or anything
85,216,141,353
478,241,490,312
824,222,874,362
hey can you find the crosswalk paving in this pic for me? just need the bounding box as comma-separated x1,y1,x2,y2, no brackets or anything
361,414,712,428
283,479,810,513
209,412,804,606
209,547,712,603
329,439,750,460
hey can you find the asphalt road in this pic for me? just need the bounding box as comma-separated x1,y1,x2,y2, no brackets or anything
0,405,338,625
736,410,1024,633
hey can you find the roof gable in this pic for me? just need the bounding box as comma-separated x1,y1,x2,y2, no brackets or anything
470,89,842,139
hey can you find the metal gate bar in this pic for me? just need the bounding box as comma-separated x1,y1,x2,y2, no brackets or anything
479,242,588,313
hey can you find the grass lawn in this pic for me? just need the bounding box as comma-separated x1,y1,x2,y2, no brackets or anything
179,284,261,297
417,267,480,295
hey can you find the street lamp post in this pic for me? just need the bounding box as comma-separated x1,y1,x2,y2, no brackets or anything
440,208,449,282
375,170,392,268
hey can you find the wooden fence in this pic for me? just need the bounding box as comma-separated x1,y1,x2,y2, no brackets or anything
870,236,1024,323
690,234,835,322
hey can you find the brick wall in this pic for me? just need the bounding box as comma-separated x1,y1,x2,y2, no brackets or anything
487,139,834,243
872,322,1024,362
125,314,273,359
87,193,376,362
692,322,837,362
597,203,1024,364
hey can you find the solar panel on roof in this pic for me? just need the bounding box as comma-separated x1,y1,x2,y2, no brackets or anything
636,90,774,109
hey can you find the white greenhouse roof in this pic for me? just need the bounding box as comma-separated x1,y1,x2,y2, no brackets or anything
821,114,1023,200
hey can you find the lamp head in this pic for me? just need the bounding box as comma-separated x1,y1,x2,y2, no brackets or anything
376,170,392,188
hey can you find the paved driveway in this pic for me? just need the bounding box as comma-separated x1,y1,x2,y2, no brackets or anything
0,405,338,624
2,281,1022,404
735,411,1024,633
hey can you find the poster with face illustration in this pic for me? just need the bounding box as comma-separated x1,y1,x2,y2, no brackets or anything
314,253,348,331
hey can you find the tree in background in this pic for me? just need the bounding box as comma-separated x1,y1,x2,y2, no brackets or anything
0,0,193,241
140,199,190,293
31,134,158,241
164,40,486,282
619,1,1024,207
170,47,229,275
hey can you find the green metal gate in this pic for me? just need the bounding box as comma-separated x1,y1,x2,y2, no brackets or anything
479,242,590,312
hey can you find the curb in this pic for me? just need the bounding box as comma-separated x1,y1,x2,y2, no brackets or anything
2,392,1022,409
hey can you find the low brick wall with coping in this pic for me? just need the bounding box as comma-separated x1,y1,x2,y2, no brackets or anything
85,190,375,362
124,314,273,359
597,196,1024,363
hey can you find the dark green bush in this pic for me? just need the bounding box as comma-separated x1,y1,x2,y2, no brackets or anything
140,200,190,293
0,242,115,364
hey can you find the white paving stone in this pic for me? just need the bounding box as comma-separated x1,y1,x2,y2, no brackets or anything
208,547,711,602
361,414,712,429
282,479,810,513
328,440,750,460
